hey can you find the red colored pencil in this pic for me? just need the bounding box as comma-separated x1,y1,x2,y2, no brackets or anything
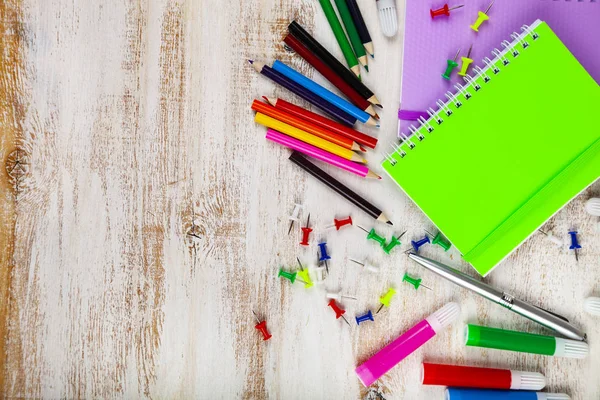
284,34,377,119
263,97,378,149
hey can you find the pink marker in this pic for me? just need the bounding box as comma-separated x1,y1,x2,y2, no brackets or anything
355,302,460,387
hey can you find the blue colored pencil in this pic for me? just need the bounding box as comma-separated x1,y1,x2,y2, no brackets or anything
271,60,378,127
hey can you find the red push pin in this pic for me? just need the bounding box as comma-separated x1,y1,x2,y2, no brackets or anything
300,213,313,246
430,3,464,19
253,311,272,341
331,216,353,231
327,299,350,326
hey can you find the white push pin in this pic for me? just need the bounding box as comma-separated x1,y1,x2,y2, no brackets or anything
584,297,600,316
349,258,379,274
287,203,304,235
538,229,563,248
326,291,358,301
310,265,327,285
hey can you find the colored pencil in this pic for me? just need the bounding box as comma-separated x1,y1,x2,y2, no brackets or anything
248,60,357,126
272,60,378,127
251,100,364,151
288,21,381,107
333,0,368,70
266,129,378,178
283,34,376,118
289,151,391,224
345,0,373,58
255,113,366,163
264,97,378,149
318,0,361,78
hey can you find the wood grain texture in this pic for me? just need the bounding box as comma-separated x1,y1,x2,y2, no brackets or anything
0,0,598,398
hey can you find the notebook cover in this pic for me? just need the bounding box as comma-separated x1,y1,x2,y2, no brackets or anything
384,21,600,276
399,0,600,124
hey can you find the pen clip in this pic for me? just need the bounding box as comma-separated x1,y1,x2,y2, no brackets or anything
533,305,570,323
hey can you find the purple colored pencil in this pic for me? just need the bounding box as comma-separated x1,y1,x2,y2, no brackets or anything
249,60,357,126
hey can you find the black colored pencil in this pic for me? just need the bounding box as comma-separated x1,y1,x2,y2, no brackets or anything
288,151,391,224
288,21,381,107
345,0,373,58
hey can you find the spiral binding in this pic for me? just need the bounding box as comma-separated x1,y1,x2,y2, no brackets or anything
385,23,540,166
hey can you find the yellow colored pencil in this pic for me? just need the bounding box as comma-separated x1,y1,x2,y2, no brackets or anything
255,113,366,163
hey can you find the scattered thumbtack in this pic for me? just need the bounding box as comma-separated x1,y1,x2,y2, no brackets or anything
430,3,464,19
349,258,379,274
278,268,307,285
442,48,461,80
328,216,353,231
376,288,397,314
411,235,431,252
328,299,350,326
470,0,494,32
383,230,407,254
355,310,375,325
311,265,327,284
402,272,432,291
458,44,474,76
300,213,313,246
326,291,358,302
253,311,272,341
357,225,387,247
318,242,331,273
288,203,304,235
425,230,452,251
296,257,313,288
568,230,581,262
538,229,563,248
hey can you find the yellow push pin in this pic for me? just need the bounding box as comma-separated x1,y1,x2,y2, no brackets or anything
470,0,494,32
458,44,474,76
296,257,313,288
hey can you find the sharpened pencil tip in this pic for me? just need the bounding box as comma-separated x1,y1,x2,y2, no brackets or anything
375,104,383,109
378,176,382,180
371,54,374,59
387,221,393,225
376,124,380,128
248,59,254,64
364,66,369,72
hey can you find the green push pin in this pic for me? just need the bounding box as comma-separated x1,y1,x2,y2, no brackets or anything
442,48,461,80
278,268,307,285
376,288,397,314
357,225,387,247
383,230,407,254
425,230,452,251
296,257,313,288
402,272,432,291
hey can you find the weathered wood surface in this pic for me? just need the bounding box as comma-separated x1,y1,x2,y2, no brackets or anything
0,0,598,398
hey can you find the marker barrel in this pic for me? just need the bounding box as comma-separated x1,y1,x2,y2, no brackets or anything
446,388,570,400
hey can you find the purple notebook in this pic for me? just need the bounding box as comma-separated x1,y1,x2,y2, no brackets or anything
399,0,600,127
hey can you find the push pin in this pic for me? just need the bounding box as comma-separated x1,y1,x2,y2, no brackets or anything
288,203,304,235
349,258,379,274
402,272,432,291
326,291,358,302
326,216,353,231
568,231,582,261
328,299,350,326
311,265,327,284
376,288,397,314
458,44,474,76
430,3,464,19
318,242,331,273
296,257,313,288
411,235,431,252
253,311,272,341
538,229,563,248
383,230,407,254
278,268,307,285
357,225,387,247
425,230,451,251
470,0,494,32
442,48,461,80
355,310,375,325
300,214,313,246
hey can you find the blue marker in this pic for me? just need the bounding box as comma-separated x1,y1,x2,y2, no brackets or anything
446,388,569,400
355,310,374,325
568,230,581,261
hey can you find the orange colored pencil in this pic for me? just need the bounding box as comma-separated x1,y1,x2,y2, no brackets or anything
251,99,363,151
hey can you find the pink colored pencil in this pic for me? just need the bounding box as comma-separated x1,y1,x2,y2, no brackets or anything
266,128,379,179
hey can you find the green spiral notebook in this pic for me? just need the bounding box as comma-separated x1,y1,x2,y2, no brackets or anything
383,20,600,276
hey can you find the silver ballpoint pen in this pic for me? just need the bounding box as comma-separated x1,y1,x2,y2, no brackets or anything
407,252,587,342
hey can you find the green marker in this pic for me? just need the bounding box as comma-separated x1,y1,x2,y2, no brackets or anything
442,48,461,80
333,0,368,71
383,230,407,254
426,230,451,251
357,225,386,247
465,324,588,359
318,0,361,78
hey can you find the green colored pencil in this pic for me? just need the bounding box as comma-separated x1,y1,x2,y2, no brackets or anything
333,0,368,71
318,0,361,78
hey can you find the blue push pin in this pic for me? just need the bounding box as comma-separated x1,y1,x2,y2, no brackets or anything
355,310,374,325
411,235,430,252
318,242,331,273
568,231,581,262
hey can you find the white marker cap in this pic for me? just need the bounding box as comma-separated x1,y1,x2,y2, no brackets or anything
554,337,588,359
584,297,600,316
425,302,461,333
536,394,570,400
510,370,546,390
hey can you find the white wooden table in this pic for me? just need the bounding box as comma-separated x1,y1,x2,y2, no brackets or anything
0,0,598,398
